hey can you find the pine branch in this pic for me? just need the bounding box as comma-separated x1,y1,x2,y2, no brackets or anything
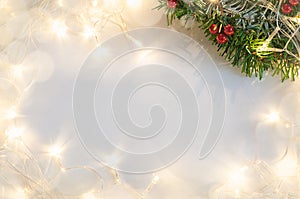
156,0,300,81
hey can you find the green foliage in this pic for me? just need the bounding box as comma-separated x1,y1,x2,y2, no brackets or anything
156,0,300,81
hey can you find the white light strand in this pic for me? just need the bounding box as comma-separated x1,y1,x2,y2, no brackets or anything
0,0,155,198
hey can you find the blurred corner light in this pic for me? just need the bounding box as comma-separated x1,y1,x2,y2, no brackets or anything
51,19,68,38
5,126,24,139
49,145,63,158
0,0,7,8
266,111,280,122
152,175,160,184
127,0,141,8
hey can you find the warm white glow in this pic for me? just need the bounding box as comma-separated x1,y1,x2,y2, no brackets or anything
275,157,298,177
12,189,27,199
5,126,24,139
83,25,95,39
266,111,280,122
82,191,96,199
57,0,63,7
5,107,18,120
51,19,68,38
0,0,8,9
126,0,141,8
11,64,24,78
152,175,160,184
49,145,63,157
91,0,98,7
228,166,248,188
103,0,123,10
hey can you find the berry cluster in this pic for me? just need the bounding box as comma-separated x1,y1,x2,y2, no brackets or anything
281,0,299,14
209,24,235,44
167,0,178,9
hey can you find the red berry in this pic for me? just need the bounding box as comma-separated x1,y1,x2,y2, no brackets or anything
224,24,235,36
167,0,177,9
282,3,293,14
289,0,299,6
209,24,219,34
216,33,227,44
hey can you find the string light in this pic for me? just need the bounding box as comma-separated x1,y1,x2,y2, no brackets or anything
51,19,68,38
11,64,24,79
48,145,63,158
5,126,24,139
266,111,280,122
275,156,298,177
83,25,95,39
0,0,7,9
91,0,98,7
5,106,18,120
57,0,63,7
228,166,248,189
152,175,160,184
12,189,27,199
82,191,96,199
0,0,300,198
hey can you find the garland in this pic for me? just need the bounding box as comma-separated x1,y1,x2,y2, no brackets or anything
156,0,300,81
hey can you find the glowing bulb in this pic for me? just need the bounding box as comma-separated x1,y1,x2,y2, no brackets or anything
275,157,298,177
266,111,280,122
5,127,24,139
57,0,63,6
152,175,159,184
91,0,98,7
0,0,8,8
82,192,96,199
83,25,95,39
5,107,18,119
11,64,24,78
49,145,63,157
127,0,141,8
12,189,27,199
51,20,68,38
228,166,248,188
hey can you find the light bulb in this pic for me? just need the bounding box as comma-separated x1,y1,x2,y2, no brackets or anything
82,191,96,199
91,0,98,7
228,166,248,188
5,126,24,139
11,64,24,78
51,19,68,38
266,111,280,122
152,175,160,184
5,107,18,120
57,0,63,7
49,145,63,157
12,189,27,199
83,25,95,39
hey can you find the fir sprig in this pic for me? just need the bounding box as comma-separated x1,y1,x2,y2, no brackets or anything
156,0,300,81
